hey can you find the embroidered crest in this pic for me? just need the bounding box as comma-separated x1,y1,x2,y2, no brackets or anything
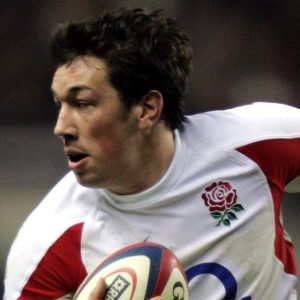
201,181,244,226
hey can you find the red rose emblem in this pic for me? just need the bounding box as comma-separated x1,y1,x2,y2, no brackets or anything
201,181,237,212
201,181,244,226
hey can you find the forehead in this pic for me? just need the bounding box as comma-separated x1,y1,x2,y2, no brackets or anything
51,56,108,96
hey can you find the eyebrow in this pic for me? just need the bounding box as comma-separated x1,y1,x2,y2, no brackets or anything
51,85,94,99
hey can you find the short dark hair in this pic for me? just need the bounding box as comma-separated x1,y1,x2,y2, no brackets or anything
50,9,192,129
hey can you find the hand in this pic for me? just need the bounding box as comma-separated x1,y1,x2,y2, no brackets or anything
87,278,106,300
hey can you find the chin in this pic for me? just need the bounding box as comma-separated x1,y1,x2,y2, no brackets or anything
74,172,104,189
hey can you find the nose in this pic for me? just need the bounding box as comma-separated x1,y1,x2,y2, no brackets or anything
54,105,77,142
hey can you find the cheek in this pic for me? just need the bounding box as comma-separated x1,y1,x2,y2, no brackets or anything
88,122,127,157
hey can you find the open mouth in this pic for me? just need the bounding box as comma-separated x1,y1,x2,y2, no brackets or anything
67,153,88,163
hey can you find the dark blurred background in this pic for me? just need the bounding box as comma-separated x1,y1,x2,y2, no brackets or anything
1,0,300,298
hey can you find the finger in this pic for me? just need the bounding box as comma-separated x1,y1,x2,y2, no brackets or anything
88,278,107,300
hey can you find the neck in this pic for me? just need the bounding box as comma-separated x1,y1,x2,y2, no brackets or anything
109,125,175,195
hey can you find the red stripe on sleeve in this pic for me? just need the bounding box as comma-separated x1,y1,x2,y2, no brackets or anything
19,223,87,299
237,138,300,275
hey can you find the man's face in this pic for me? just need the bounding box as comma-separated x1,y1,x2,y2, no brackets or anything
51,56,141,190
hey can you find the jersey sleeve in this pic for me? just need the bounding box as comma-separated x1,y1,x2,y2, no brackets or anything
189,102,300,193
4,223,87,300
224,102,300,194
237,137,300,194
4,173,90,300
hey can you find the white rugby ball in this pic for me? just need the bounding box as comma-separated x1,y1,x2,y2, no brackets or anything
74,242,189,299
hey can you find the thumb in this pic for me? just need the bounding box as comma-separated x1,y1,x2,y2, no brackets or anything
88,278,107,300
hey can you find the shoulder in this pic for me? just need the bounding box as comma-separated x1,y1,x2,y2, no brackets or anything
4,172,99,298
7,172,100,255
15,172,95,231
181,102,300,150
218,102,300,128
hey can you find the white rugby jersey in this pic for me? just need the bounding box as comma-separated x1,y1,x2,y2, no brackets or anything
5,102,300,300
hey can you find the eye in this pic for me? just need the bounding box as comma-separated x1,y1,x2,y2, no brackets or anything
76,100,91,108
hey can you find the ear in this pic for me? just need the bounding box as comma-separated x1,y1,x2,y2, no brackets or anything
137,90,164,131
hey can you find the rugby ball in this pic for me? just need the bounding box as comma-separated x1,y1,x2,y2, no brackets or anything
74,242,189,299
